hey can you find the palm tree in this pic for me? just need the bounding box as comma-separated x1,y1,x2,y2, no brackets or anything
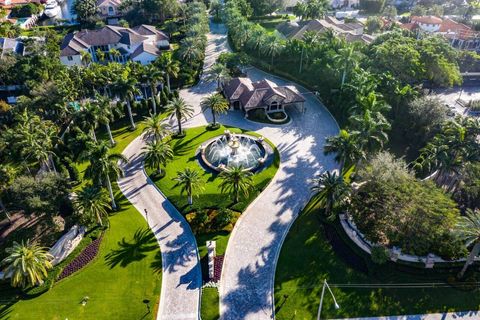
142,114,171,142
200,93,229,127
178,37,203,64
349,110,390,154
144,64,164,115
261,35,284,67
333,45,359,87
81,51,92,66
311,171,350,220
0,164,15,223
324,129,365,171
166,97,194,135
81,141,127,210
1,240,53,289
94,93,119,145
157,52,179,93
74,185,111,226
219,167,254,203
173,168,204,205
456,209,480,278
206,63,231,90
112,76,141,130
142,140,174,176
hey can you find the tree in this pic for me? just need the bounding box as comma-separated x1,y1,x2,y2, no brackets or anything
173,168,204,205
205,63,231,90
334,45,359,86
0,164,16,222
311,170,350,220
144,64,163,115
81,141,127,209
411,5,426,16
1,240,53,289
112,74,141,130
382,5,397,19
94,93,118,145
456,209,480,278
142,140,174,176
293,0,329,20
142,113,171,142
349,109,390,153
200,93,229,127
73,0,98,26
324,129,365,170
219,167,254,203
365,16,383,34
156,52,179,92
261,36,284,67
73,185,111,226
165,97,194,135
178,37,204,64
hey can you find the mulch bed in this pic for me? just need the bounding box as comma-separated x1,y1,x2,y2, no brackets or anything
213,255,224,282
58,236,103,280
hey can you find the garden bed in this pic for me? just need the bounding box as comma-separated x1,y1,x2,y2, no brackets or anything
58,235,103,280
247,109,290,125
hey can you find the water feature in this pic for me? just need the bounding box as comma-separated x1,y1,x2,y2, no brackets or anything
200,130,267,172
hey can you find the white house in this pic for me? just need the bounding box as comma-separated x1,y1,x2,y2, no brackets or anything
96,0,122,17
60,25,170,66
411,16,442,33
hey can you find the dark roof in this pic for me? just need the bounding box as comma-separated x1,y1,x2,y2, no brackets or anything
224,77,305,110
130,42,160,59
276,21,304,38
119,30,147,46
133,25,169,41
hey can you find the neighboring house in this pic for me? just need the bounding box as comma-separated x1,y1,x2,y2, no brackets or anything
60,25,170,66
401,16,480,52
331,0,359,9
276,16,374,44
0,37,25,57
223,77,306,114
0,0,40,8
96,0,122,17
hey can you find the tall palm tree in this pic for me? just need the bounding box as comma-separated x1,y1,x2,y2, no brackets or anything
200,93,229,127
112,76,141,130
334,45,359,87
173,168,204,205
456,209,480,278
166,97,194,135
142,114,171,142
1,240,53,289
76,101,100,142
206,63,231,90
349,110,390,154
142,140,174,176
219,166,254,203
74,185,111,226
261,36,284,66
144,64,164,115
311,170,350,220
94,93,119,145
81,141,127,210
324,129,365,171
157,52,179,93
178,37,203,64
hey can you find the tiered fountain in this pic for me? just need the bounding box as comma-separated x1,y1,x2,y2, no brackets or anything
200,130,268,172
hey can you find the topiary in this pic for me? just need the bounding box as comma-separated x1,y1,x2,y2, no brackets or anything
371,246,389,265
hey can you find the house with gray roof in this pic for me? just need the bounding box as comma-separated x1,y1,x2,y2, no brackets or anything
223,77,305,114
276,16,374,44
60,25,169,66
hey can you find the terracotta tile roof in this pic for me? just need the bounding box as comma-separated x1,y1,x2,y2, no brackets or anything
439,18,471,33
224,77,305,111
400,22,418,31
411,15,443,25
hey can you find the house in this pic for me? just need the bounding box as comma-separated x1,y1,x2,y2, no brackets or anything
0,37,25,57
223,78,305,114
60,25,170,66
400,16,480,52
276,16,374,44
96,0,122,17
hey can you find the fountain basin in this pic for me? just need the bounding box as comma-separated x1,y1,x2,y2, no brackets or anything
199,132,268,172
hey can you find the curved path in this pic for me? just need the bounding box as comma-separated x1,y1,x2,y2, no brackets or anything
118,135,201,320
180,22,340,319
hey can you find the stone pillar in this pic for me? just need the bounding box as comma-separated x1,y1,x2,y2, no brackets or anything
207,241,216,280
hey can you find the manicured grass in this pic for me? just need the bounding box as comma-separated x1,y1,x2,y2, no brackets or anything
148,125,280,214
274,203,480,319
0,118,161,320
201,288,220,320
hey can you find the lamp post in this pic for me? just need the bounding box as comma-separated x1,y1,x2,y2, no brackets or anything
316,279,340,320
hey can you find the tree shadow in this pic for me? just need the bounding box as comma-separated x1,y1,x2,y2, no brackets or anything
105,228,158,269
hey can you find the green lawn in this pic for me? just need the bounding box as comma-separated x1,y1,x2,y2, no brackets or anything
274,203,480,319
201,288,220,320
0,117,161,320
148,125,280,214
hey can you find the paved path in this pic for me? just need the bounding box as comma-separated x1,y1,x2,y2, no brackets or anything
179,22,340,319
339,311,480,320
118,135,201,320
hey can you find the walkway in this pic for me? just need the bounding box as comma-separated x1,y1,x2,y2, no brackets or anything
118,135,201,320
340,311,480,320
179,22,340,319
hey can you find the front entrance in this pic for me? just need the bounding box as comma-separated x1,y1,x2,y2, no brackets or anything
269,101,280,111
233,101,241,110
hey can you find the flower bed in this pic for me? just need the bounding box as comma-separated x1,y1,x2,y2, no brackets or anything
58,236,103,280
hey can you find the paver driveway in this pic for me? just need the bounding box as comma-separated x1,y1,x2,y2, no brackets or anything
180,22,340,319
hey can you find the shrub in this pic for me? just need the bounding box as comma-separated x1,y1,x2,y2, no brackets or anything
213,208,235,228
10,3,42,18
371,246,389,265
